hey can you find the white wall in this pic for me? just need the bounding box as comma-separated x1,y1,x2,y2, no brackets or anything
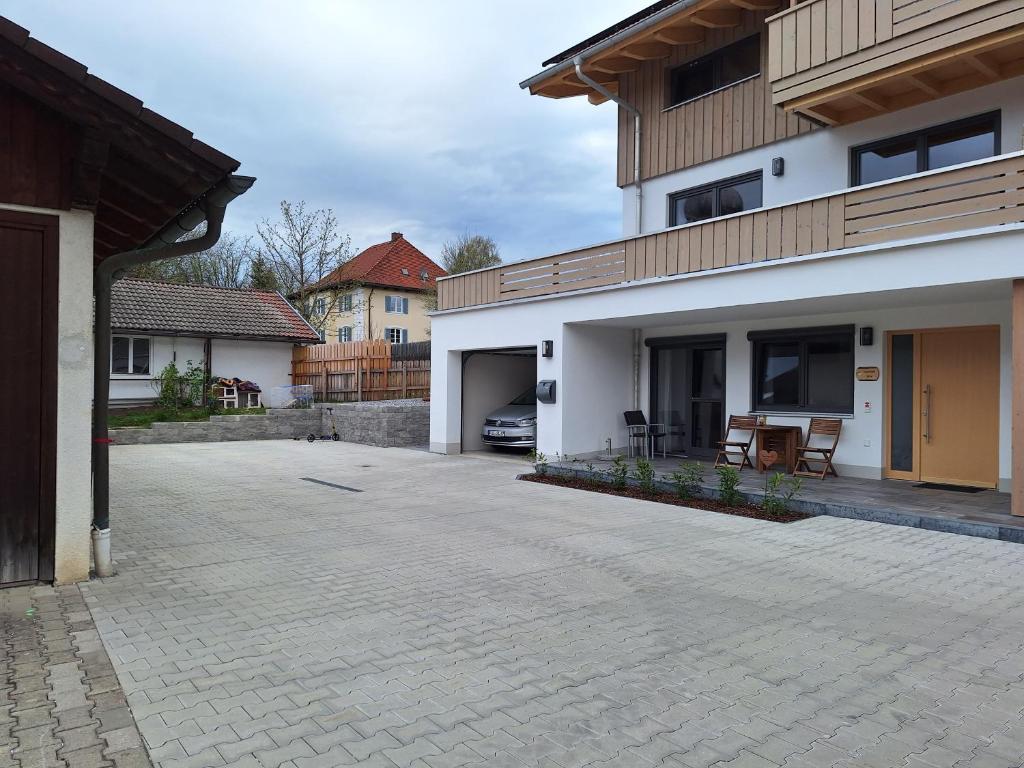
110,335,295,406
623,75,1024,235
1,203,95,584
561,324,634,456
461,353,536,451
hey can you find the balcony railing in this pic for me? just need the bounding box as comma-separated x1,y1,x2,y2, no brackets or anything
766,0,1024,124
436,151,1024,312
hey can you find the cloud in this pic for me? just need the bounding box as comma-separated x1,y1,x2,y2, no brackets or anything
4,0,645,263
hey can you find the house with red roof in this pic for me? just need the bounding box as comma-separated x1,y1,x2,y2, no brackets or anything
310,232,447,344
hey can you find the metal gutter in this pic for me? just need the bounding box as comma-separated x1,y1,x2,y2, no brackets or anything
519,0,700,91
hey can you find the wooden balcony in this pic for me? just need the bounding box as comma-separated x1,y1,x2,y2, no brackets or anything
766,0,1024,125
436,151,1024,311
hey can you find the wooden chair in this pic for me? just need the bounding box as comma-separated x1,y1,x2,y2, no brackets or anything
623,411,667,459
794,418,842,479
715,415,757,470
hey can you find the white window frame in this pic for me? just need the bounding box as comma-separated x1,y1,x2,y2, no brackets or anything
313,297,327,316
110,334,152,376
338,326,353,342
385,295,409,314
338,293,353,312
384,327,408,344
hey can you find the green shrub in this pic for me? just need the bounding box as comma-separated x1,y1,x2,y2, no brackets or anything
632,456,655,493
763,472,803,515
527,449,549,476
609,455,629,488
154,362,181,410
716,465,743,506
182,359,207,407
669,461,705,499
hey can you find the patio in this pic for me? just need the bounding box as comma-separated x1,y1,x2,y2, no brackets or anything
547,455,1024,543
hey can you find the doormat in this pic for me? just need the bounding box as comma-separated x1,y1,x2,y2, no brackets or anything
913,482,985,493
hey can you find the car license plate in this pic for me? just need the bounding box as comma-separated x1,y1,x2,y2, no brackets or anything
488,430,506,437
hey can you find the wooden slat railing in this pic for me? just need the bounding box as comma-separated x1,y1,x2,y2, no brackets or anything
436,152,1024,311
766,0,1020,110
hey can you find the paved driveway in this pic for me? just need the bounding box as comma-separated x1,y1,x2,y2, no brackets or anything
88,441,1024,768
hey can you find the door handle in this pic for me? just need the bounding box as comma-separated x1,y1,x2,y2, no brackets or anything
922,384,931,443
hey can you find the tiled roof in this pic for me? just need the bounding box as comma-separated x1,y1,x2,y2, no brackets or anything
316,233,447,292
111,279,320,342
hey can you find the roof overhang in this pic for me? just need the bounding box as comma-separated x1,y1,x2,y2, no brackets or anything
112,328,314,344
520,0,781,104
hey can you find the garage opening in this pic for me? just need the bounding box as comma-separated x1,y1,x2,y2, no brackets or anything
461,347,538,454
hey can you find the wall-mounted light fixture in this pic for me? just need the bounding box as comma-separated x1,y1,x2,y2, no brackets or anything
771,157,785,177
541,340,554,358
859,327,874,346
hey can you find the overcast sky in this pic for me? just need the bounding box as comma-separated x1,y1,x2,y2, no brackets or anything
4,1,650,264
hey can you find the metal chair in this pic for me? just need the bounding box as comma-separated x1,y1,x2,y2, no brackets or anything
715,415,757,470
623,411,667,458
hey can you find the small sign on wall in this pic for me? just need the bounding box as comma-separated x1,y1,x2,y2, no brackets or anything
856,366,880,381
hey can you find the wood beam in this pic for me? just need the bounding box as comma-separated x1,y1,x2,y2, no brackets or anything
690,9,742,28
904,72,942,97
730,0,780,10
1014,278,1024,515
850,91,888,112
652,25,706,45
794,103,841,126
588,56,641,74
620,41,674,60
964,53,1000,80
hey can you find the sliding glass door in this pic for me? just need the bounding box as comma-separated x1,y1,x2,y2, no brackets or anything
649,336,726,459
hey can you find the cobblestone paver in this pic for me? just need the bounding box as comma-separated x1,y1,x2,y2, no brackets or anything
1,584,151,768
87,441,1024,768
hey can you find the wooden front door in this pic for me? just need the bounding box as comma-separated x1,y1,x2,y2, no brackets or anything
885,326,1000,488
0,211,58,586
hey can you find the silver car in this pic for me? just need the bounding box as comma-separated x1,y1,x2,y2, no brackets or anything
481,387,537,448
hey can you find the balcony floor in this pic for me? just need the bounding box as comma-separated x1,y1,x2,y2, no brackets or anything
547,454,1023,543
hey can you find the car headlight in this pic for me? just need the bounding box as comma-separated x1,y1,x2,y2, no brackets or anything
517,417,537,426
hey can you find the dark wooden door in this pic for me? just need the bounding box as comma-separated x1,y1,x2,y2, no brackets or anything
0,211,58,586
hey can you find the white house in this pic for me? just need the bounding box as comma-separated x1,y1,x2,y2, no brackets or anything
430,0,1024,514
110,279,320,407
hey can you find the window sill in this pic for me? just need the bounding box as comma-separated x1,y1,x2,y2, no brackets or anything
750,411,855,420
111,374,153,380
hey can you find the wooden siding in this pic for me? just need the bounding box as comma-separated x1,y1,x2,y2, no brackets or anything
768,0,1024,112
616,11,817,187
438,152,1024,310
0,84,75,211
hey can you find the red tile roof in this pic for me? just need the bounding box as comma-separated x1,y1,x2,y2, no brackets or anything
111,279,320,343
317,233,446,292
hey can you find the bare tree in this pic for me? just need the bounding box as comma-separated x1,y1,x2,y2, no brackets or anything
256,201,352,330
125,226,252,289
440,233,501,275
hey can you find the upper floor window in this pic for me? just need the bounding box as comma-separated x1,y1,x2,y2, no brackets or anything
669,171,763,227
852,111,999,186
313,297,327,316
385,327,408,344
668,35,760,108
338,293,353,312
385,295,409,314
111,335,150,375
338,326,353,343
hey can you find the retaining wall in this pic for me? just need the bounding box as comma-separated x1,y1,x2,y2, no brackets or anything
326,400,429,448
110,409,320,445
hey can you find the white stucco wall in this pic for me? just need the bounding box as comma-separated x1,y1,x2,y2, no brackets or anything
561,325,634,456
461,353,537,452
110,335,205,403
623,75,1024,235
1,203,95,584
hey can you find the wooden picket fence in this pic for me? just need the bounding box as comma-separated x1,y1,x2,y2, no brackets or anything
291,340,430,402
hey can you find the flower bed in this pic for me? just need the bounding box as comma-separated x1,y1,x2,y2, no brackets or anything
520,471,813,524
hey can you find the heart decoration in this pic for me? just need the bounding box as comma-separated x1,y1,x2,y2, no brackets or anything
759,450,779,471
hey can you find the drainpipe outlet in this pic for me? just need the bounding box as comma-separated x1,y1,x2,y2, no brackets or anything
91,527,115,578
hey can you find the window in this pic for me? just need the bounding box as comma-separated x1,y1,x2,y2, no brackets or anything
111,335,151,375
749,326,854,414
338,326,353,343
852,112,999,185
313,297,327,315
385,295,409,314
669,171,763,227
385,327,408,344
338,294,353,312
318,329,326,342
668,35,760,108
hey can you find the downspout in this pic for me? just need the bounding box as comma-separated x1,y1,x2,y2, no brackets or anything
574,56,642,235
91,174,255,576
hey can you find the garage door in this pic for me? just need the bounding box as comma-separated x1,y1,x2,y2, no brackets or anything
0,211,57,586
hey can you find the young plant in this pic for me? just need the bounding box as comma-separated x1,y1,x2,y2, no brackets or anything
182,359,207,407
763,472,803,515
533,450,549,476
632,456,656,494
585,461,596,474
716,464,743,506
609,455,629,489
669,461,705,500
153,361,182,411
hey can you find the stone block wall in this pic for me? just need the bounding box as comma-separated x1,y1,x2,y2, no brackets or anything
323,400,430,448
110,408,321,445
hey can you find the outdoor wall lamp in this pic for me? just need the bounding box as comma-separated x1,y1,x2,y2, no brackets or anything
542,340,554,358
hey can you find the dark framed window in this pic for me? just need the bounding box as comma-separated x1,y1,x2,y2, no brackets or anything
669,171,763,227
110,335,150,375
668,35,760,108
749,326,854,414
851,111,1000,186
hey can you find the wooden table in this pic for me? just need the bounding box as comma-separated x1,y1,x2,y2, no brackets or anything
755,425,803,474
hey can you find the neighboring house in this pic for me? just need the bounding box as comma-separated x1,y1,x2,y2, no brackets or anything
110,279,320,407
308,232,446,344
431,1,1024,512
0,17,250,586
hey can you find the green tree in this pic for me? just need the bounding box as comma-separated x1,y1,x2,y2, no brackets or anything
248,254,279,291
439,233,501,275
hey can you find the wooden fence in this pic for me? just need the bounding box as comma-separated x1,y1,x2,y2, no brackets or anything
291,340,430,402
